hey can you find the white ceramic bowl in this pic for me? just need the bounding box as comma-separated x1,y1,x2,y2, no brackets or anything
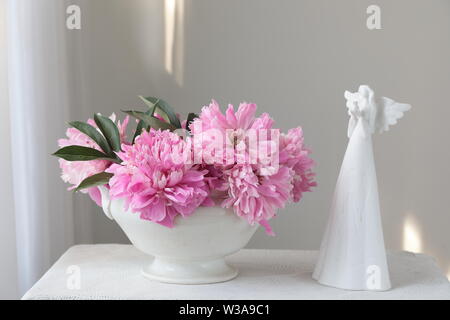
98,186,258,284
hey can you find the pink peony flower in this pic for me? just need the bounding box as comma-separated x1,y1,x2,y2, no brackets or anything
191,100,261,131
222,165,293,235
58,128,110,206
279,127,317,202
106,129,213,227
191,100,316,235
58,114,129,206
190,100,274,137
190,100,277,169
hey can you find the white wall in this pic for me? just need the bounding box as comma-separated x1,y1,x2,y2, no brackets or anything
69,0,449,277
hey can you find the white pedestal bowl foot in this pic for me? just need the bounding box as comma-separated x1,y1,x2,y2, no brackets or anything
98,187,258,285
141,257,238,284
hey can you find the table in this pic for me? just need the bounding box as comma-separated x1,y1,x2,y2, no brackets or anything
22,244,450,300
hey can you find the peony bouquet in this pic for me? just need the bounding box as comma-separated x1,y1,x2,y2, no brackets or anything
53,97,316,235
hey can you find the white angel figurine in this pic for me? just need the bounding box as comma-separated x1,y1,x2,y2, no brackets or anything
313,85,411,291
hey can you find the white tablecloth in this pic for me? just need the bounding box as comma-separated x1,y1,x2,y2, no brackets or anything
22,244,450,300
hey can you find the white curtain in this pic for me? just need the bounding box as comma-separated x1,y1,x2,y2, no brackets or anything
0,0,19,300
3,0,88,297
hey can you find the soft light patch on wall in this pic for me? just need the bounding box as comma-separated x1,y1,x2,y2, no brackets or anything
402,215,423,253
174,0,184,86
164,0,185,86
164,0,176,75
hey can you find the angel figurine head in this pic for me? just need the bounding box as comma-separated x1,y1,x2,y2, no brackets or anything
344,85,411,138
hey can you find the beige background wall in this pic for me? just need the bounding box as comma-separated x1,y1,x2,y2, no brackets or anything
70,0,450,277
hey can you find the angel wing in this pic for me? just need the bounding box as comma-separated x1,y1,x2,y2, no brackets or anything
375,97,411,133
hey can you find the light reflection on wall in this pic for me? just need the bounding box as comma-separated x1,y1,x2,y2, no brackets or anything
174,0,184,86
164,0,184,86
402,215,423,253
164,0,176,75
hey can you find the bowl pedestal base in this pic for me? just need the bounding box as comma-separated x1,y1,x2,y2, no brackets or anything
141,256,238,284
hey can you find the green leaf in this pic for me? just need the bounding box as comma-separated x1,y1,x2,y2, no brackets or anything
94,114,122,152
74,172,114,192
122,110,176,132
138,96,169,123
68,121,112,155
52,145,119,162
131,109,152,144
186,113,198,131
139,96,181,128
